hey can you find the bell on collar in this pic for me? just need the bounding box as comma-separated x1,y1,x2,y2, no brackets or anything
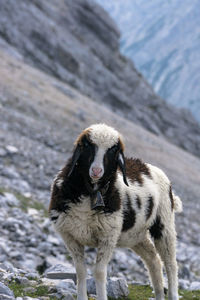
91,190,105,211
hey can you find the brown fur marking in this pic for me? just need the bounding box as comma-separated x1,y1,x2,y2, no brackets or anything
75,128,92,145
125,158,151,185
118,137,125,152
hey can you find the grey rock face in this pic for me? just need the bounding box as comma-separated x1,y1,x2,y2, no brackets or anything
0,296,15,300
0,0,200,157
179,279,190,290
107,277,129,298
87,277,129,298
190,281,200,291
56,279,77,296
44,264,76,283
0,262,15,274
0,282,14,297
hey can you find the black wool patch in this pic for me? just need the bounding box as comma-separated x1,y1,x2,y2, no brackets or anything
103,183,121,214
122,194,136,232
50,215,59,223
169,185,174,211
136,195,141,209
146,196,154,220
149,216,164,239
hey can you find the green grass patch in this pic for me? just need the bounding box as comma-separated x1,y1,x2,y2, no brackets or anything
89,285,200,300
88,285,154,300
126,285,154,300
179,289,200,300
125,285,200,300
8,280,58,299
8,280,25,297
26,275,39,281
107,285,154,300
8,280,200,300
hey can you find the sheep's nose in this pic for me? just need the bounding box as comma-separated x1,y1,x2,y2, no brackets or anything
92,167,102,177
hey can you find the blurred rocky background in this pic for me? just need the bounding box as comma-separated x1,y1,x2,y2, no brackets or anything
0,0,200,299
96,0,200,123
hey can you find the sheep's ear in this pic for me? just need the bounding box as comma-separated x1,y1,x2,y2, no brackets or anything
68,144,82,177
118,151,129,186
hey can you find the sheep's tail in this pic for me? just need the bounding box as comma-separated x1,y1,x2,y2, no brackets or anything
173,193,183,213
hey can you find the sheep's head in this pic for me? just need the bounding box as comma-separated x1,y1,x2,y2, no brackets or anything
68,124,128,187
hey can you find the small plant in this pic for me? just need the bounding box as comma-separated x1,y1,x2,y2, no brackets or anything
8,279,58,299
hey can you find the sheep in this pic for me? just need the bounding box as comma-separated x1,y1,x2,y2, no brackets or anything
49,123,182,300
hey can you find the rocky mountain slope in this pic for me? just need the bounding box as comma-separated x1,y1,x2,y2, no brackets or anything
96,0,200,122
0,47,200,298
0,0,200,158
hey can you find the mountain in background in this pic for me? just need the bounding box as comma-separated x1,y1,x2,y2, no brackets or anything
96,0,200,122
1,0,200,158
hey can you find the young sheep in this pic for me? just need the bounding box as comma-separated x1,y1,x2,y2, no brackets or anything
49,124,182,300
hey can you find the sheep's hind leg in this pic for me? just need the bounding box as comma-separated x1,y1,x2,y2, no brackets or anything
154,230,179,300
132,238,164,300
60,233,88,300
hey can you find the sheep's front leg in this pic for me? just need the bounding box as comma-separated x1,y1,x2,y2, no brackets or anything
94,241,116,300
60,233,88,300
75,256,87,300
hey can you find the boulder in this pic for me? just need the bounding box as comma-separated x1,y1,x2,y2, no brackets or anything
179,279,190,290
0,282,14,297
56,279,77,296
87,277,129,298
189,281,200,291
44,264,76,283
107,277,129,298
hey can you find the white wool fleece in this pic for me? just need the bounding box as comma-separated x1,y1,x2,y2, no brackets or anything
88,124,121,149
